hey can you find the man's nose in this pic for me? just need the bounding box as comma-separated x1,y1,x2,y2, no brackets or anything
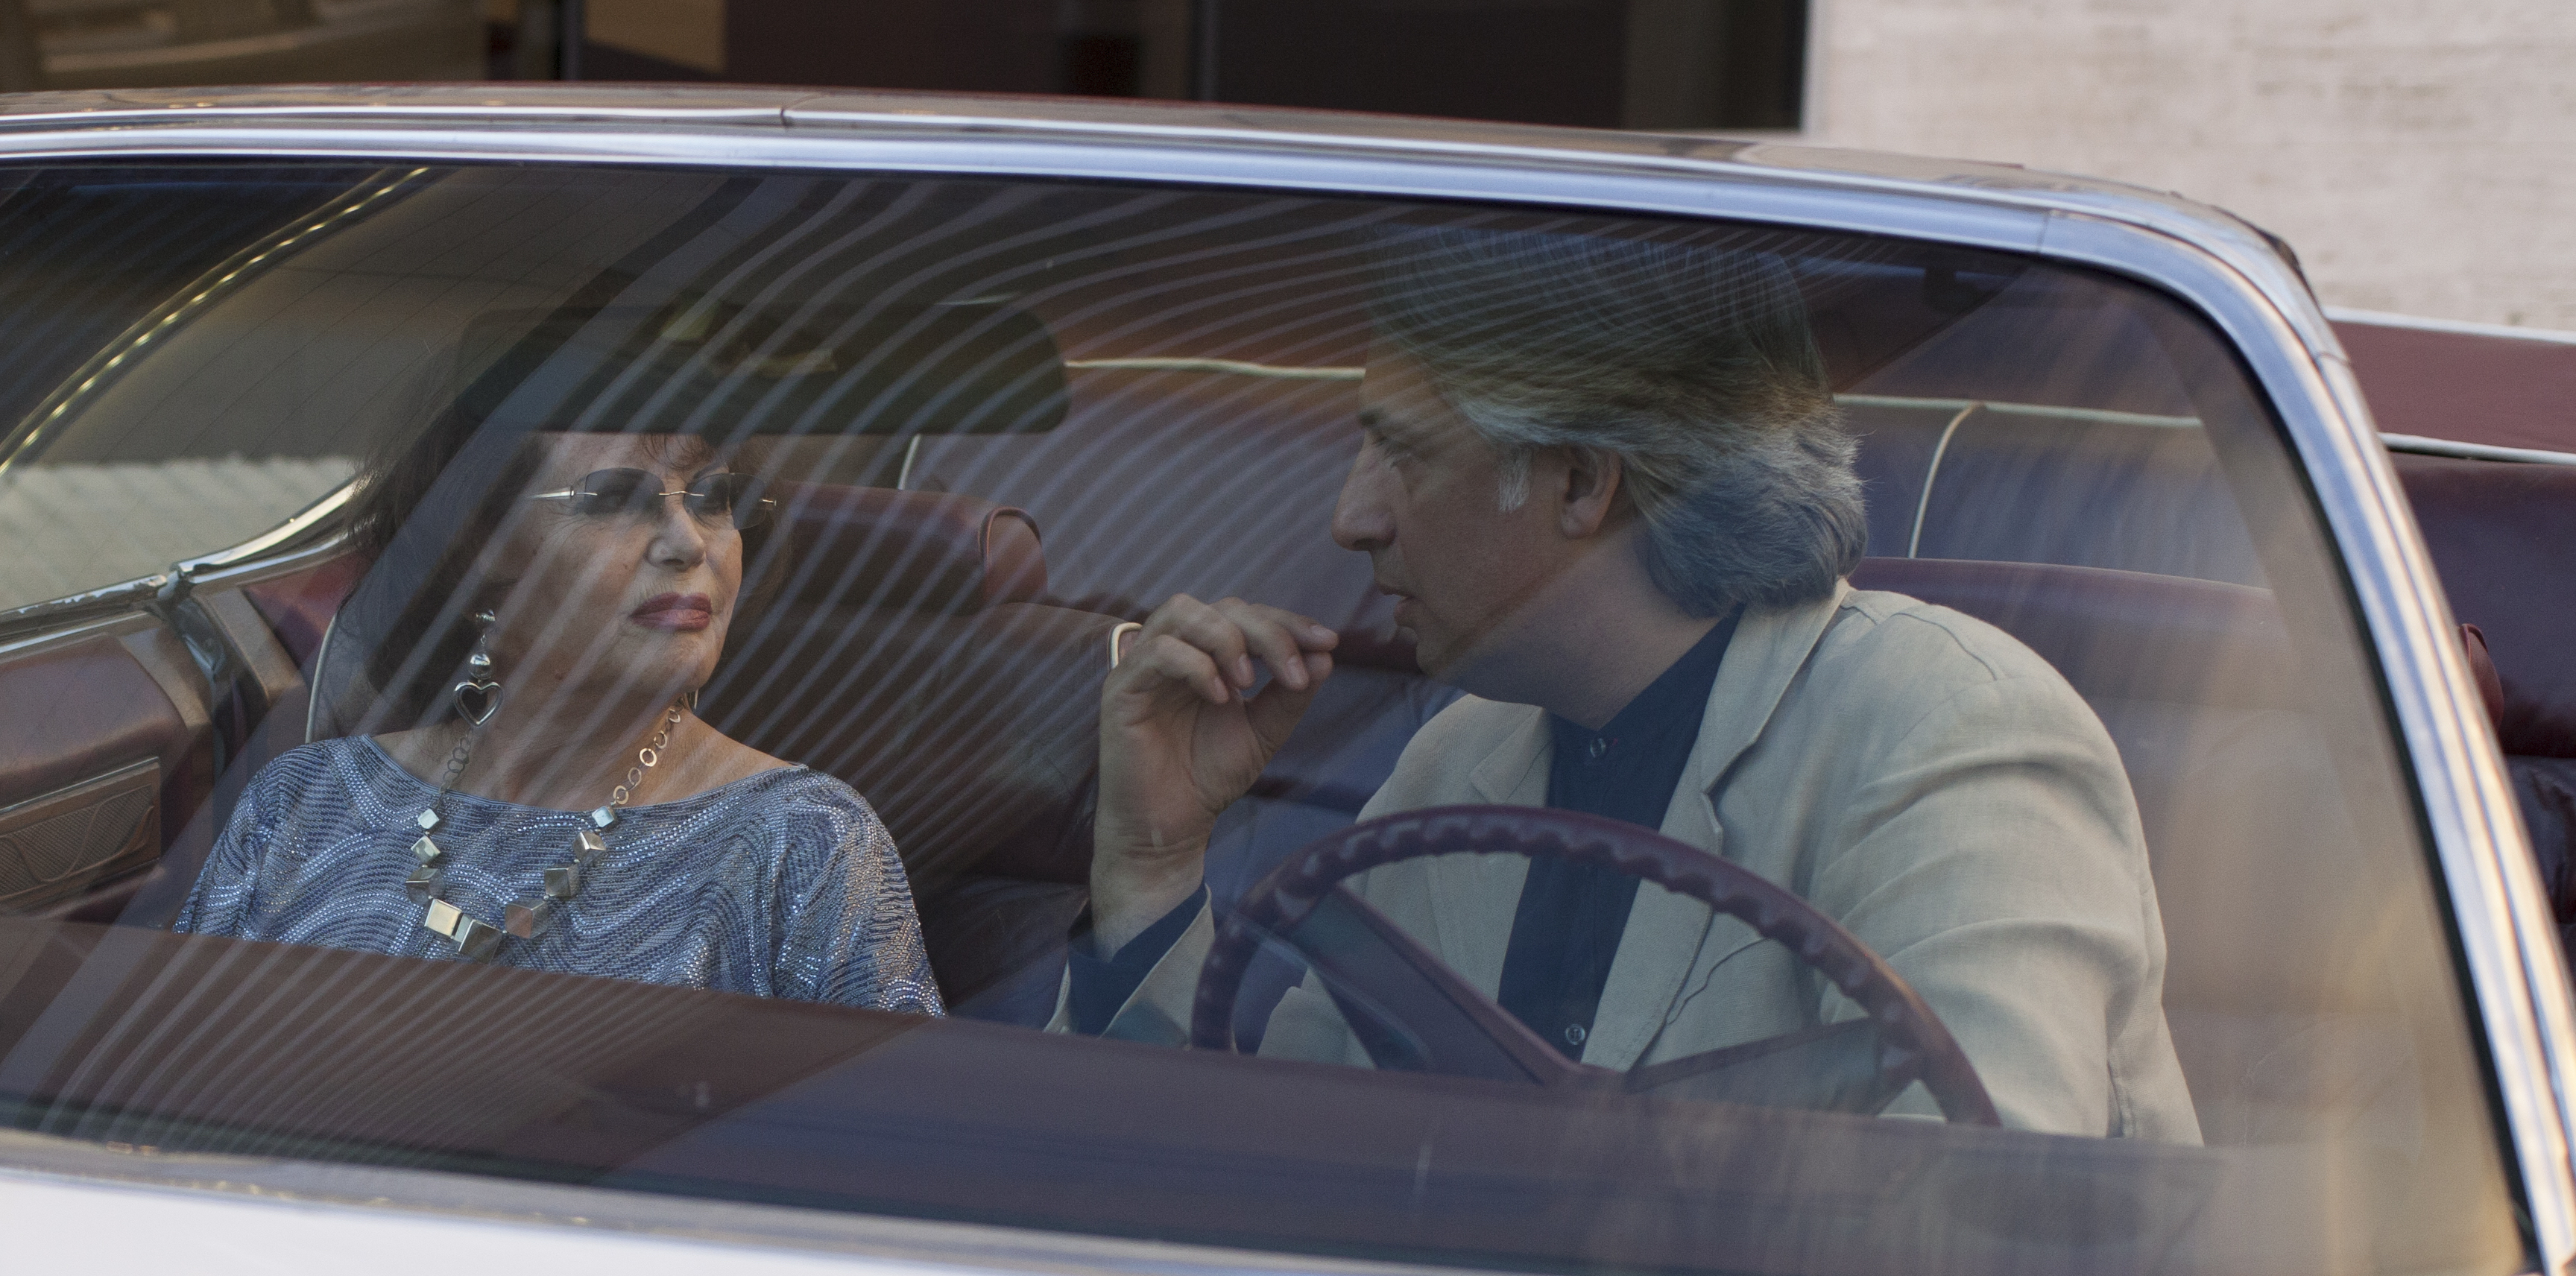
1330,450,1395,552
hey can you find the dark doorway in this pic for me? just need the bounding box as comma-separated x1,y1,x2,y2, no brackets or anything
567,0,1808,131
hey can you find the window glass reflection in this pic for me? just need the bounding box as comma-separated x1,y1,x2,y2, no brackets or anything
0,163,2528,1276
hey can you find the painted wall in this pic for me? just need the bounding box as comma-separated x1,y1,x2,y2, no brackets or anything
1798,0,2576,330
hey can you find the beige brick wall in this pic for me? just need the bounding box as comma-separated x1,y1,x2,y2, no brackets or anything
1797,0,2576,329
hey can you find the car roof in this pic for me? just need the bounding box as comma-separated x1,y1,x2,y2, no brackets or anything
0,83,2299,274
0,83,2350,379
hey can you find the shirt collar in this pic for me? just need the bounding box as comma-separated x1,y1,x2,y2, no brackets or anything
1550,605,1746,759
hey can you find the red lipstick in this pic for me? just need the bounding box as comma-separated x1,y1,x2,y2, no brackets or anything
630,593,714,632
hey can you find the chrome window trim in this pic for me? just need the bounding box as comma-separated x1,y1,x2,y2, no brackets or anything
0,98,2560,1265
0,1128,1465,1276
176,480,357,575
2384,435,2576,467
2328,304,2576,348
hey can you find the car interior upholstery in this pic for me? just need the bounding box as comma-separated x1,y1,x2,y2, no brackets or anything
2391,452,2576,946
0,548,348,926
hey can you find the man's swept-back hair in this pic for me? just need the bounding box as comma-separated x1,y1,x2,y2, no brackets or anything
1369,226,1864,613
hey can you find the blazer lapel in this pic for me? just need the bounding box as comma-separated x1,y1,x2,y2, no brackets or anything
1585,584,1852,1070
1421,705,1550,994
1465,707,1550,806
1673,581,1852,806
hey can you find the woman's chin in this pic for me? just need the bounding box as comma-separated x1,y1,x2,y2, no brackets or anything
592,627,727,700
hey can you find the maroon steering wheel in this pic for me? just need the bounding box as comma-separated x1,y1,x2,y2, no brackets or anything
1190,805,2001,1125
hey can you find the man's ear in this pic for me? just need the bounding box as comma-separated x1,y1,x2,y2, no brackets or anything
1556,446,1625,540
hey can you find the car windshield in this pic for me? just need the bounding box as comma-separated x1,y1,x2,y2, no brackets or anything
0,161,2527,1276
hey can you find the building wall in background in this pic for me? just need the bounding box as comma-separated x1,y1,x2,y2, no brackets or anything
1801,0,2576,330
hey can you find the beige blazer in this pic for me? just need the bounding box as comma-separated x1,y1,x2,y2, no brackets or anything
1057,583,2203,1143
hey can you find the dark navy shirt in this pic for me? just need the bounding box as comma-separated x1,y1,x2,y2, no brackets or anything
1066,882,1207,1034
1068,610,1740,1043
1500,607,1741,1055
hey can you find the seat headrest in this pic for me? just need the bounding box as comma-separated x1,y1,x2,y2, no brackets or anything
1849,558,2298,711
771,482,1045,613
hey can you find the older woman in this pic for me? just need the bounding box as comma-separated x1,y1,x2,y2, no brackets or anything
174,409,942,1015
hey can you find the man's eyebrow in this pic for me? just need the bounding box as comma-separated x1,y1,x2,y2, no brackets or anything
1357,406,1426,448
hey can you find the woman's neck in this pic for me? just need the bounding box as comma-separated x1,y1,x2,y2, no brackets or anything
439,692,688,810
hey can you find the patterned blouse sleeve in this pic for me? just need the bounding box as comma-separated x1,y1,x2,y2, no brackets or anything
170,751,288,935
770,777,944,1015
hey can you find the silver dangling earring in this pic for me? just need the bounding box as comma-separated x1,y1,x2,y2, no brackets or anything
451,610,504,727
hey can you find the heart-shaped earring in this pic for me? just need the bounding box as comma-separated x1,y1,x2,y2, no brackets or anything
452,679,501,726
452,610,503,727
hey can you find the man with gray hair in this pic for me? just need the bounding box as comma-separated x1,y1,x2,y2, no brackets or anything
1064,227,2199,1142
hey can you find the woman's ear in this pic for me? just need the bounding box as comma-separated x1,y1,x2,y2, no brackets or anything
1556,446,1625,540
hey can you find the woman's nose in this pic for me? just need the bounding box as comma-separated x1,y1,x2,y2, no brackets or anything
1330,449,1395,552
646,498,710,568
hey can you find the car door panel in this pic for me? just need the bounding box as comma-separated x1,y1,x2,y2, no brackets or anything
0,625,204,919
0,548,359,924
4,757,160,915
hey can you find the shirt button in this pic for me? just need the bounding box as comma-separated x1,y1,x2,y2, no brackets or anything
1564,1023,1587,1047
1585,737,1609,760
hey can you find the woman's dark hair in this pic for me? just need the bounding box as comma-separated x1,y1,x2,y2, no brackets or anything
337,399,785,731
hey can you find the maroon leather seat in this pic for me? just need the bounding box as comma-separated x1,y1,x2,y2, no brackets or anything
763,481,1047,616
887,367,1456,1032
2394,454,2576,758
2393,452,2576,940
698,483,1123,1020
903,364,1394,639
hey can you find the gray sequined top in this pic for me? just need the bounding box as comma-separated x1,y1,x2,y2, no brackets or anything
173,737,944,1015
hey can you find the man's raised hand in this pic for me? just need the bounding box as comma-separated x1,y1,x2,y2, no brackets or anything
1091,594,1338,953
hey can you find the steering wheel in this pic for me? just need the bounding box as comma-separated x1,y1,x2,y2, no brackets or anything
1191,806,2001,1125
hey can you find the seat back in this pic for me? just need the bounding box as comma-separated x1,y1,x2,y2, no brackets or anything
707,484,1122,1020
2391,451,2576,940
905,364,1395,638
702,482,1072,879
1846,400,2264,586
894,364,1479,1033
